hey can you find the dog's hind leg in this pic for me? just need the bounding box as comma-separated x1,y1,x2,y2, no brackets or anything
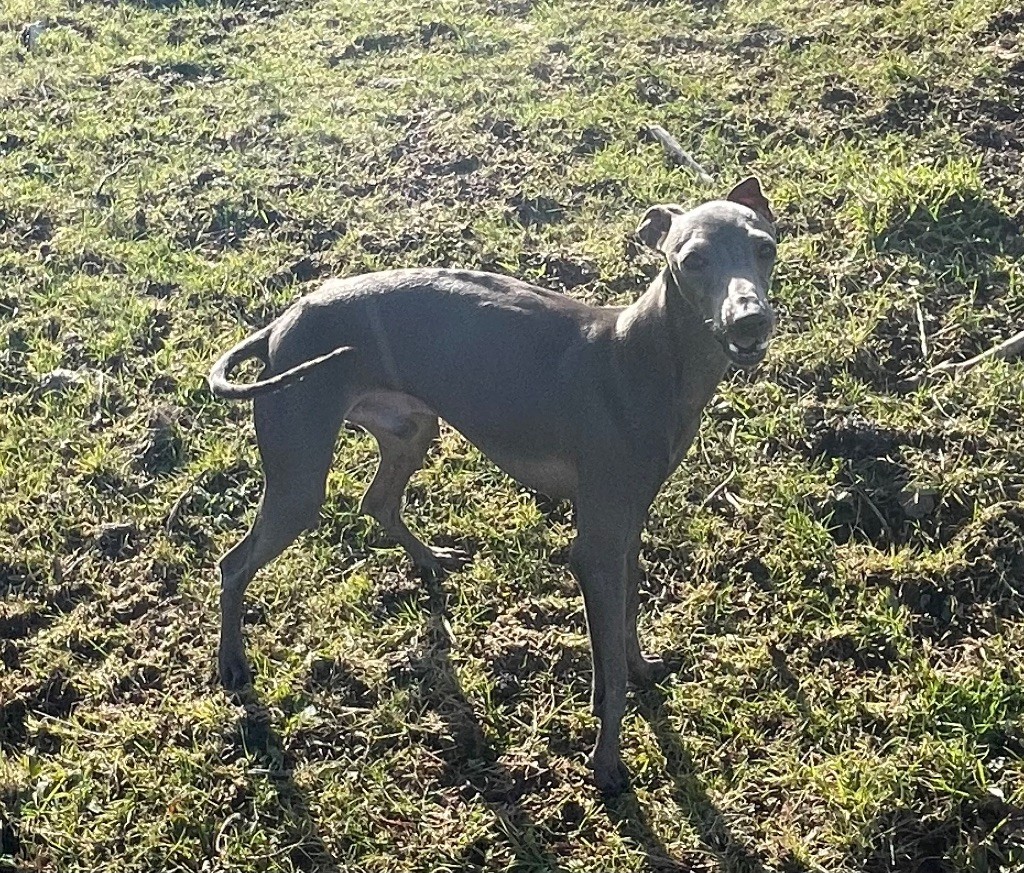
218,387,345,690
351,396,470,577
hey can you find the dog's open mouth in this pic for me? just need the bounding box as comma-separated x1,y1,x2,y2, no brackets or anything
723,335,769,367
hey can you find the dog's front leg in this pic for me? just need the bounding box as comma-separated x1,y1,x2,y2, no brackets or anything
625,534,670,687
570,495,642,796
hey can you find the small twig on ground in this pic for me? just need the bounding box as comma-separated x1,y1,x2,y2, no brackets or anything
915,301,929,362
645,124,715,185
94,160,131,204
929,327,1024,376
850,485,893,544
165,483,195,532
699,468,737,511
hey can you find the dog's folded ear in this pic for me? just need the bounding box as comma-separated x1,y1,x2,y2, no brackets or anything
726,177,774,224
636,204,685,253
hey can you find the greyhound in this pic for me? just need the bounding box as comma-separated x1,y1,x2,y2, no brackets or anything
208,177,777,795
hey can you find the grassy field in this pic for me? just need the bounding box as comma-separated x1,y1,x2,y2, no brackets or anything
2,0,1023,870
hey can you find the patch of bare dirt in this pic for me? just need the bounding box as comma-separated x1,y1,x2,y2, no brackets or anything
99,58,222,91
485,0,534,14
633,76,679,106
0,205,54,254
0,671,83,752
519,252,598,291
879,502,1024,641
264,253,332,291
572,126,612,156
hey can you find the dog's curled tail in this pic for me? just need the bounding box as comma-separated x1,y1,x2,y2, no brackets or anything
208,325,352,401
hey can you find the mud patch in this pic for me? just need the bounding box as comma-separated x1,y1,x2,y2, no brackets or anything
264,253,331,291
418,21,458,46
95,522,140,561
370,111,513,213
111,663,164,704
573,126,612,156
490,639,548,703
820,81,861,114
732,23,786,56
485,0,534,15
100,58,222,90
633,76,679,106
808,416,903,462
871,87,937,135
983,7,1024,37
481,117,524,147
511,599,583,633
134,308,172,355
0,133,26,153
370,572,424,619
0,206,54,253
139,279,180,299
335,32,407,60
30,671,83,724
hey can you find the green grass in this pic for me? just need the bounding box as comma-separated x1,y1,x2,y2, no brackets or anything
2,0,1023,870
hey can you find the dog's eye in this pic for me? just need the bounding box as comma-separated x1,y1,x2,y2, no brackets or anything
681,250,707,271
758,242,777,261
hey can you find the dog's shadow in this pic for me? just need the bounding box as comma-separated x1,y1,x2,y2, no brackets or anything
227,577,772,872
230,701,343,871
391,574,571,871
606,687,771,873
227,573,568,872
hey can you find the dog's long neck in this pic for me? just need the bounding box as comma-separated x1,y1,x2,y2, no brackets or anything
613,270,730,470
619,269,729,397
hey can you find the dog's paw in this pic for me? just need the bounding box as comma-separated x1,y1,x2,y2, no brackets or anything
593,756,632,797
219,651,253,692
416,545,472,579
628,656,673,688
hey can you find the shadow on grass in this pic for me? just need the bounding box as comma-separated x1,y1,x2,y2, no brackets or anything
855,800,1024,872
605,688,770,873
874,193,1022,277
854,192,1024,390
228,573,567,872
393,575,570,872
231,704,343,872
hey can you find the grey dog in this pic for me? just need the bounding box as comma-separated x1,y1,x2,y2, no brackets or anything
208,177,777,794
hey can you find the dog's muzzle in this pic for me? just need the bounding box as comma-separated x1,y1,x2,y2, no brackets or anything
720,302,774,368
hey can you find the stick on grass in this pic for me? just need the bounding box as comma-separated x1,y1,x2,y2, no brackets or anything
929,327,1024,375
645,124,715,184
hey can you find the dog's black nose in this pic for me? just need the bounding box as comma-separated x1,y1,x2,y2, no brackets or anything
728,304,773,340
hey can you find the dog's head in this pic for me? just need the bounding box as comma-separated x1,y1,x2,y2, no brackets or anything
636,177,777,368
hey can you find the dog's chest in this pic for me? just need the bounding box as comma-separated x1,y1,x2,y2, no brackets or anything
482,450,577,502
